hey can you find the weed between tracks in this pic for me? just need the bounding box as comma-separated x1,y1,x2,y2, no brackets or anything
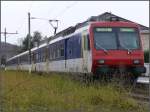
0,70,148,112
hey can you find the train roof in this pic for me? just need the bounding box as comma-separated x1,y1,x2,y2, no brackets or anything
51,22,90,40
7,50,29,61
7,43,48,62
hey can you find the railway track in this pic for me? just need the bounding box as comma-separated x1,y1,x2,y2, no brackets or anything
130,64,149,102
130,93,149,102
129,76,149,102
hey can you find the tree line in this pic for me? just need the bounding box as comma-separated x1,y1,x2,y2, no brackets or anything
0,31,46,66
20,31,45,53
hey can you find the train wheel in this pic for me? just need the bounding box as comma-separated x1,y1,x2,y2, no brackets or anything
106,73,112,82
93,74,99,80
130,73,140,84
119,72,138,86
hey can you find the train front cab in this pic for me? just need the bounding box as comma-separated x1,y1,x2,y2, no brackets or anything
89,22,146,79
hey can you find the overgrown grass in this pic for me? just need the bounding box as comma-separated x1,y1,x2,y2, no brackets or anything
0,70,148,112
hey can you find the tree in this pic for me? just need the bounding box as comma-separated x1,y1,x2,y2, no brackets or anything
20,31,42,52
21,34,33,52
32,31,42,47
1,55,6,65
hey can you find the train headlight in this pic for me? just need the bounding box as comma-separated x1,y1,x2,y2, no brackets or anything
133,60,140,64
98,60,105,64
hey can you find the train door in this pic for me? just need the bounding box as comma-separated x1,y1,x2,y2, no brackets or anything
82,31,91,73
66,37,74,72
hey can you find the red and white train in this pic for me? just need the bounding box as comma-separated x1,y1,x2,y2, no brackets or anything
6,19,146,80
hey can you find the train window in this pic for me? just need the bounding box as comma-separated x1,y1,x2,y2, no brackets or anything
41,49,44,62
118,28,140,49
94,28,117,50
84,34,90,51
60,44,64,57
42,50,44,62
37,52,39,62
49,46,52,60
55,45,57,58
41,49,43,62
39,50,41,62
45,49,47,61
50,45,53,60
56,44,59,58
120,28,135,32
60,48,64,57
51,46,53,59
87,35,90,50
58,48,60,58
83,35,86,50
52,46,54,60
69,49,72,55
53,45,56,59
36,52,38,62
45,48,48,61
96,28,112,32
57,49,58,58
43,52,45,62
43,49,46,62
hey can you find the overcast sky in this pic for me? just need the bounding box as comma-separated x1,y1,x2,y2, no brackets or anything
1,1,149,45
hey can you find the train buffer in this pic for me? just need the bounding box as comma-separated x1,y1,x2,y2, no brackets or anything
136,63,150,84
144,63,149,77
136,76,149,84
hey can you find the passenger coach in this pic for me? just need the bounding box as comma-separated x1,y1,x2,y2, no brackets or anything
6,20,146,80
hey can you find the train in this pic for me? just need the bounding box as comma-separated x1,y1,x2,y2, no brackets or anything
6,18,146,81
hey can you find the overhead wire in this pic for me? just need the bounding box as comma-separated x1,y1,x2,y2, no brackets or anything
16,2,33,37
45,1,78,36
54,1,78,19
23,2,78,37
1,2,33,45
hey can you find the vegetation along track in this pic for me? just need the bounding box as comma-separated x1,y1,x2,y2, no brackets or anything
0,70,149,112
75,72,150,103
129,82,149,102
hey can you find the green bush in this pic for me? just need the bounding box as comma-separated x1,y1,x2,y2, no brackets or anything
144,50,149,63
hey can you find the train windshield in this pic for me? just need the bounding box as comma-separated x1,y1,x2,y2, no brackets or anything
118,28,140,50
94,28,117,50
93,27,140,50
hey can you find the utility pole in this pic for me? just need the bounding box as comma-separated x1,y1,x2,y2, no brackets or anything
0,33,1,51
27,14,59,66
0,33,1,59
1,28,18,48
28,12,32,74
28,12,31,65
0,28,18,62
4,28,6,47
